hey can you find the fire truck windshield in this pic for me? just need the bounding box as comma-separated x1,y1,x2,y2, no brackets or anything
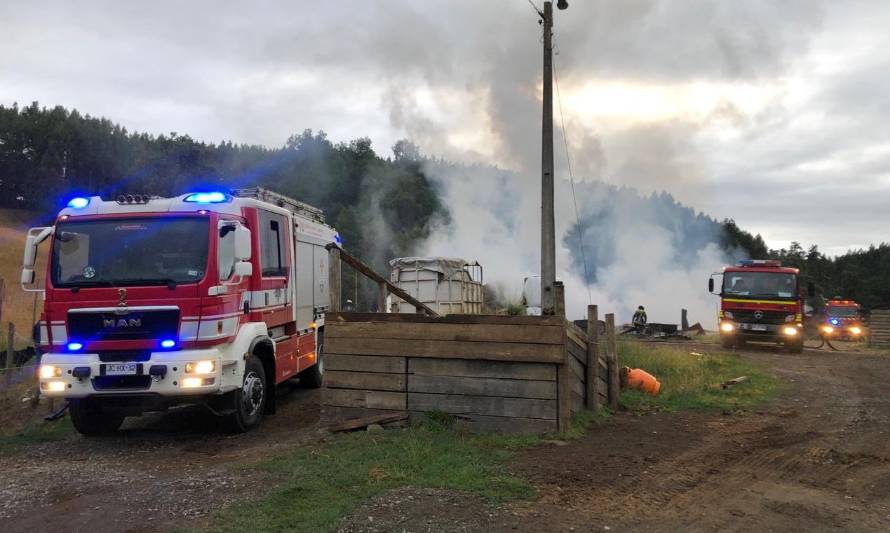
827,306,858,317
50,217,210,288
722,271,798,300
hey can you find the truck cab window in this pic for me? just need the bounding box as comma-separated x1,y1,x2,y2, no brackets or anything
259,211,287,277
218,224,236,281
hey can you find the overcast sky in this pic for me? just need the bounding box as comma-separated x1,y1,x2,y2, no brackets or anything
2,0,888,255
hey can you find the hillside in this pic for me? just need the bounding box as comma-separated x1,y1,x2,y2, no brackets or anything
0,208,45,349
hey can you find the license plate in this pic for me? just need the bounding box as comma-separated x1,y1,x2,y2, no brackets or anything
105,363,138,375
751,324,767,332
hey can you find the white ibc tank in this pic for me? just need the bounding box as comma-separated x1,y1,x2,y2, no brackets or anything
522,275,542,316
389,257,483,315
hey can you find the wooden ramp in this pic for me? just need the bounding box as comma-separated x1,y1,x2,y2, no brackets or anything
868,310,890,348
322,311,617,433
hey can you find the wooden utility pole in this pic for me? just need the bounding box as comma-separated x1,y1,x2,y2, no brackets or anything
605,313,619,409
540,0,556,315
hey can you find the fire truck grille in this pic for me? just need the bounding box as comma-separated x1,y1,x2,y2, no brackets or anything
67,309,180,342
731,309,789,325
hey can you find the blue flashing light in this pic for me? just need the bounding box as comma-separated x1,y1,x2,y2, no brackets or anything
160,339,176,349
67,342,84,352
830,318,840,326
334,233,343,246
184,192,229,204
67,197,90,209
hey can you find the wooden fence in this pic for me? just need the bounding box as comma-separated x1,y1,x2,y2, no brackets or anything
868,310,890,348
322,308,619,433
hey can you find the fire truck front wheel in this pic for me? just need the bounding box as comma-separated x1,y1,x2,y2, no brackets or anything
228,355,267,433
69,399,126,436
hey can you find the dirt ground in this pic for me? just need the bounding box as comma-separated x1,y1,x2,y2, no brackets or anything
0,385,326,533
338,344,890,532
2,343,889,533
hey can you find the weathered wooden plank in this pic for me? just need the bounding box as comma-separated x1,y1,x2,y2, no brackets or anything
409,412,557,434
324,389,407,410
325,337,564,363
327,412,408,432
571,390,584,414
408,393,557,420
326,370,406,392
586,305,600,411
327,322,564,345
408,358,556,381
325,354,406,374
567,352,585,381
565,324,588,350
327,312,565,326
408,374,557,399
567,339,587,367
596,378,609,400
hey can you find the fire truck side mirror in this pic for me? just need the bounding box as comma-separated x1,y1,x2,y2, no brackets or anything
708,278,714,293
234,226,252,261
233,261,253,277
21,268,35,285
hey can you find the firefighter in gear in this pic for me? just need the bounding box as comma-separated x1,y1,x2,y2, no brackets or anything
632,306,648,333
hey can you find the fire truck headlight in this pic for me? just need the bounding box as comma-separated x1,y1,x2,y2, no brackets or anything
783,326,799,336
42,381,66,392
821,325,835,335
720,322,734,333
850,326,862,335
185,360,215,374
181,377,215,388
39,365,62,379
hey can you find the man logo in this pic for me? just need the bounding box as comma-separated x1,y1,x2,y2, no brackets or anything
754,311,764,320
104,318,142,328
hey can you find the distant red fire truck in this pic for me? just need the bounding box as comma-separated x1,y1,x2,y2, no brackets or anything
21,188,339,434
710,260,813,352
821,299,864,340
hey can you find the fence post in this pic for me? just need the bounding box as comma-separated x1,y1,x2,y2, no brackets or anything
605,313,619,409
329,247,341,312
377,281,387,313
586,305,600,411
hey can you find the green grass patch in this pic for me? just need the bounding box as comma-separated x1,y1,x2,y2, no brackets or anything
618,341,779,412
208,424,542,533
0,417,73,454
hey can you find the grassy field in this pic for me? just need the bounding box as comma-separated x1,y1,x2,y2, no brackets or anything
0,208,46,350
618,341,779,412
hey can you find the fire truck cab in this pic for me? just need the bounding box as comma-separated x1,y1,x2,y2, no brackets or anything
709,260,812,353
21,188,339,434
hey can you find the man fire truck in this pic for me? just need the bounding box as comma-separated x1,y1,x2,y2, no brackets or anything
21,188,339,434
821,298,865,340
709,260,813,352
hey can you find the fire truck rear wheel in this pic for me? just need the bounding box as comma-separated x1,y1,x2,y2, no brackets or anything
228,355,266,433
69,399,126,436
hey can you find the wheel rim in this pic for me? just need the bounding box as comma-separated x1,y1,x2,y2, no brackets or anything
241,371,264,417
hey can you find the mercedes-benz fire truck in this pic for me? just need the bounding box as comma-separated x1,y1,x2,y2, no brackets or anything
821,299,864,340
21,188,339,434
709,260,812,353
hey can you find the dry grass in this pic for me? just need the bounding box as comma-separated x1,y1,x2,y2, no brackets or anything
0,208,47,350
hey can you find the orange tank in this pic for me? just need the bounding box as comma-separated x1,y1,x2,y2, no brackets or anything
626,368,661,396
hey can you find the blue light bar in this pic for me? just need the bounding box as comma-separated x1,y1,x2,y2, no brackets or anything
334,233,343,246
184,192,229,204
830,318,840,326
67,197,90,209
160,339,176,349
67,342,84,351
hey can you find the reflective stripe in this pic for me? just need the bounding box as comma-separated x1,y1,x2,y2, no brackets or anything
722,298,797,306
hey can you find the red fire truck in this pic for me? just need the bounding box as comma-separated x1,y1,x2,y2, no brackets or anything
709,260,813,352
21,188,339,434
821,299,864,340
